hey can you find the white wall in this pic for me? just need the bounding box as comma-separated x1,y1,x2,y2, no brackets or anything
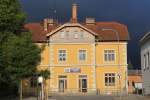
141,39,150,95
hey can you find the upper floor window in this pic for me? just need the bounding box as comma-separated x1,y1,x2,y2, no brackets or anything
58,50,66,61
79,50,86,61
144,52,150,70
144,54,146,70
147,52,150,69
74,31,78,39
60,31,65,39
80,30,84,39
105,73,115,86
104,50,115,61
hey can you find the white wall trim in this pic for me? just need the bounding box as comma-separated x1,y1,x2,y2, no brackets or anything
47,64,128,67
48,42,127,45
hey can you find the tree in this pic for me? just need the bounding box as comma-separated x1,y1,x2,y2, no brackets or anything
2,32,41,80
39,70,50,80
0,0,42,99
128,60,134,70
0,0,25,33
0,32,41,98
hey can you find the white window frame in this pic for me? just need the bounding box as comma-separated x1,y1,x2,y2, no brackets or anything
78,49,87,61
146,52,150,69
60,31,65,39
80,30,84,39
144,54,146,70
104,50,115,62
74,31,78,39
58,49,67,62
104,73,116,86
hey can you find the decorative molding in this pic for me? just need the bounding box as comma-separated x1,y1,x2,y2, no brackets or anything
46,23,97,37
48,42,127,45
48,64,128,67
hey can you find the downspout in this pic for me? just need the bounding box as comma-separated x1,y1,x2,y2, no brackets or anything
93,41,97,94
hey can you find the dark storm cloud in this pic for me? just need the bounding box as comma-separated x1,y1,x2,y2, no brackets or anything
20,0,150,69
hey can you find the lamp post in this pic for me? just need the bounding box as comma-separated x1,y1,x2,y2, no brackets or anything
38,76,44,100
101,28,124,97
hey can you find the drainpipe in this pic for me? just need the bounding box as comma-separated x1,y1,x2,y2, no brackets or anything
93,41,97,94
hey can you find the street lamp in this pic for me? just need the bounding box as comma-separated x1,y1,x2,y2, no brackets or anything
38,76,44,100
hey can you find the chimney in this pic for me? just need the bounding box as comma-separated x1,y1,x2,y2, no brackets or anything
44,18,55,31
44,18,48,31
47,18,54,26
86,18,95,25
71,4,78,23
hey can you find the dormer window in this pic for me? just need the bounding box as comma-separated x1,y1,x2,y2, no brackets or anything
74,30,78,39
80,31,84,39
60,31,65,39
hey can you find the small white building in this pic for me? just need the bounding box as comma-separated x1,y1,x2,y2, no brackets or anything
140,32,150,95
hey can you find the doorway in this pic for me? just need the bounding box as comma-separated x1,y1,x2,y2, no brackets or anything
58,76,67,92
79,75,87,93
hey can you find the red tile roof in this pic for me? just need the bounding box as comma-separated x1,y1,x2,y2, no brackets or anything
24,22,130,42
24,23,59,42
83,22,130,41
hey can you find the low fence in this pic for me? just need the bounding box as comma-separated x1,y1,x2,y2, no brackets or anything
22,88,38,99
48,88,97,96
48,88,126,96
22,88,127,98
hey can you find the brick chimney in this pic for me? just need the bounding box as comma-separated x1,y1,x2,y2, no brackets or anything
71,4,78,23
44,18,48,31
47,19,54,26
86,18,95,25
44,18,55,31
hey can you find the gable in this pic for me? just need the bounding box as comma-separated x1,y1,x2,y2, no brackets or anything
46,23,97,37
48,24,95,43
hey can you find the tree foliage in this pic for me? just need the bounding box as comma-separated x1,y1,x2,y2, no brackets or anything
0,0,42,96
1,32,41,80
0,0,25,33
0,32,42,96
39,70,50,80
128,60,134,70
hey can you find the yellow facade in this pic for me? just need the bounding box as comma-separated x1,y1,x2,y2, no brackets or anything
35,41,128,95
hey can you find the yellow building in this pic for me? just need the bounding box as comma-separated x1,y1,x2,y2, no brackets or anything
24,4,129,95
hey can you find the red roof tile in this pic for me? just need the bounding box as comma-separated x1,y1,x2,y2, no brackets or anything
24,22,130,42
24,23,59,42
83,22,130,41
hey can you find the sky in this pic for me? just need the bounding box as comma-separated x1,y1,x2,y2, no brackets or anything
20,0,150,69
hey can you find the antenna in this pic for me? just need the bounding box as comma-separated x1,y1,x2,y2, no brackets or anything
53,0,57,21
72,0,77,4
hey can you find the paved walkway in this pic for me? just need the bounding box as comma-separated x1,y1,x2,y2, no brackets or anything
21,95,150,100
114,95,150,100
49,95,114,100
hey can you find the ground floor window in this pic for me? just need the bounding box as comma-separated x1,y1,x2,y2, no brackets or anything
105,73,115,86
79,75,87,93
58,75,67,92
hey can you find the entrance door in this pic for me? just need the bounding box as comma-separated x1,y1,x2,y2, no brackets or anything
58,76,67,92
79,75,87,93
